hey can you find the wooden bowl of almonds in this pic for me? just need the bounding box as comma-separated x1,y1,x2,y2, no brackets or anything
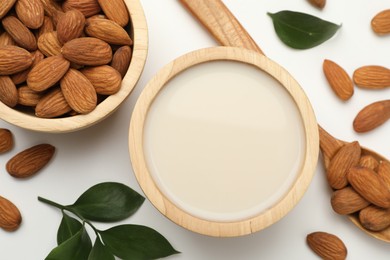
0,0,147,133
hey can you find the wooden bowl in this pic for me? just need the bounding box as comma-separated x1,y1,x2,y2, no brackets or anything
0,0,147,133
129,47,319,237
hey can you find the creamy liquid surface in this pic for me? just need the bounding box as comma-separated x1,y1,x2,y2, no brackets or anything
143,61,305,221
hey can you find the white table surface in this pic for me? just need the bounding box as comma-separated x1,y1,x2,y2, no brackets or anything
1,0,390,259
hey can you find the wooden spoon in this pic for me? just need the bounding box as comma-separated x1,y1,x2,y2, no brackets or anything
179,0,390,242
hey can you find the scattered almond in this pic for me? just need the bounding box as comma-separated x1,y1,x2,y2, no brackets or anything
358,155,379,170
331,186,370,215
37,31,62,57
353,100,390,133
27,55,70,92
97,0,129,27
2,16,37,51
0,0,16,19
307,232,347,260
85,17,132,45
359,205,390,231
17,85,43,107
57,9,86,44
0,46,33,75
371,9,390,35
62,0,102,18
0,195,22,232
353,65,390,89
15,0,44,29
327,141,361,189
81,65,122,95
111,45,132,78
35,88,72,118
0,75,18,107
323,59,354,101
308,0,326,9
0,128,13,153
348,166,390,208
6,143,55,178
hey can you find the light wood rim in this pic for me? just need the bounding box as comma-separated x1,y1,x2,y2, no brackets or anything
0,0,148,133
129,47,319,237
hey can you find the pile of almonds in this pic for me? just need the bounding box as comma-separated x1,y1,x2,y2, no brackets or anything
0,0,133,118
327,141,390,232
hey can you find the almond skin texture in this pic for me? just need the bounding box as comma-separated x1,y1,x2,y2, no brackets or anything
331,186,370,215
40,0,63,22
378,160,390,191
0,128,13,153
97,0,129,27
358,155,379,171
353,65,390,89
327,141,361,189
2,16,37,51
359,205,390,231
111,45,132,78
0,46,33,75
18,85,42,106
15,0,45,29
307,232,347,260
323,59,354,101
11,50,45,85
6,143,55,178
0,32,16,46
0,0,17,19
27,55,70,92
38,31,62,57
35,87,72,118
371,9,390,35
37,16,55,38
348,166,390,208
62,0,101,18
57,9,86,44
60,69,97,114
0,195,22,231
0,75,18,107
353,100,390,133
85,17,132,45
61,37,112,66
81,65,122,95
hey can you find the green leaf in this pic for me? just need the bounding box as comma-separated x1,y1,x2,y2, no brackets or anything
57,212,83,245
68,182,145,222
268,10,341,49
88,238,115,260
100,224,180,260
46,226,92,260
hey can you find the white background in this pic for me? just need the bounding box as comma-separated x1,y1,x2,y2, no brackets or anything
1,0,390,259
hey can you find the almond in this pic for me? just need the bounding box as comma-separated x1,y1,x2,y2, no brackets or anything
323,59,353,101
0,46,33,75
61,37,112,66
359,205,390,231
40,0,63,22
15,0,44,29
37,16,55,38
60,69,97,114
0,195,22,231
38,31,62,57
353,65,390,89
11,50,45,85
327,141,361,189
353,100,390,133
27,55,70,92
35,87,72,118
307,232,347,260
6,143,55,178
62,0,101,18
111,45,132,78
2,16,37,51
97,0,129,27
0,0,17,19
331,186,370,215
81,65,122,95
358,155,379,171
348,166,390,208
17,85,42,107
378,160,390,191
85,17,132,45
0,75,18,107
0,128,13,153
371,9,390,35
0,32,15,46
57,9,85,44
308,0,326,9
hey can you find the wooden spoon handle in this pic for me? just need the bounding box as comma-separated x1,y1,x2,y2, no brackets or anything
179,0,264,54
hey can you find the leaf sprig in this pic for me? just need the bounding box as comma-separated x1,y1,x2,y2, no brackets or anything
38,182,179,260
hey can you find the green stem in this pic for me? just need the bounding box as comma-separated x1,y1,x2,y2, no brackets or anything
38,196,66,210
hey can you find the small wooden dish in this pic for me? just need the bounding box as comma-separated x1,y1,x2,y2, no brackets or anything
129,47,319,237
0,0,148,133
